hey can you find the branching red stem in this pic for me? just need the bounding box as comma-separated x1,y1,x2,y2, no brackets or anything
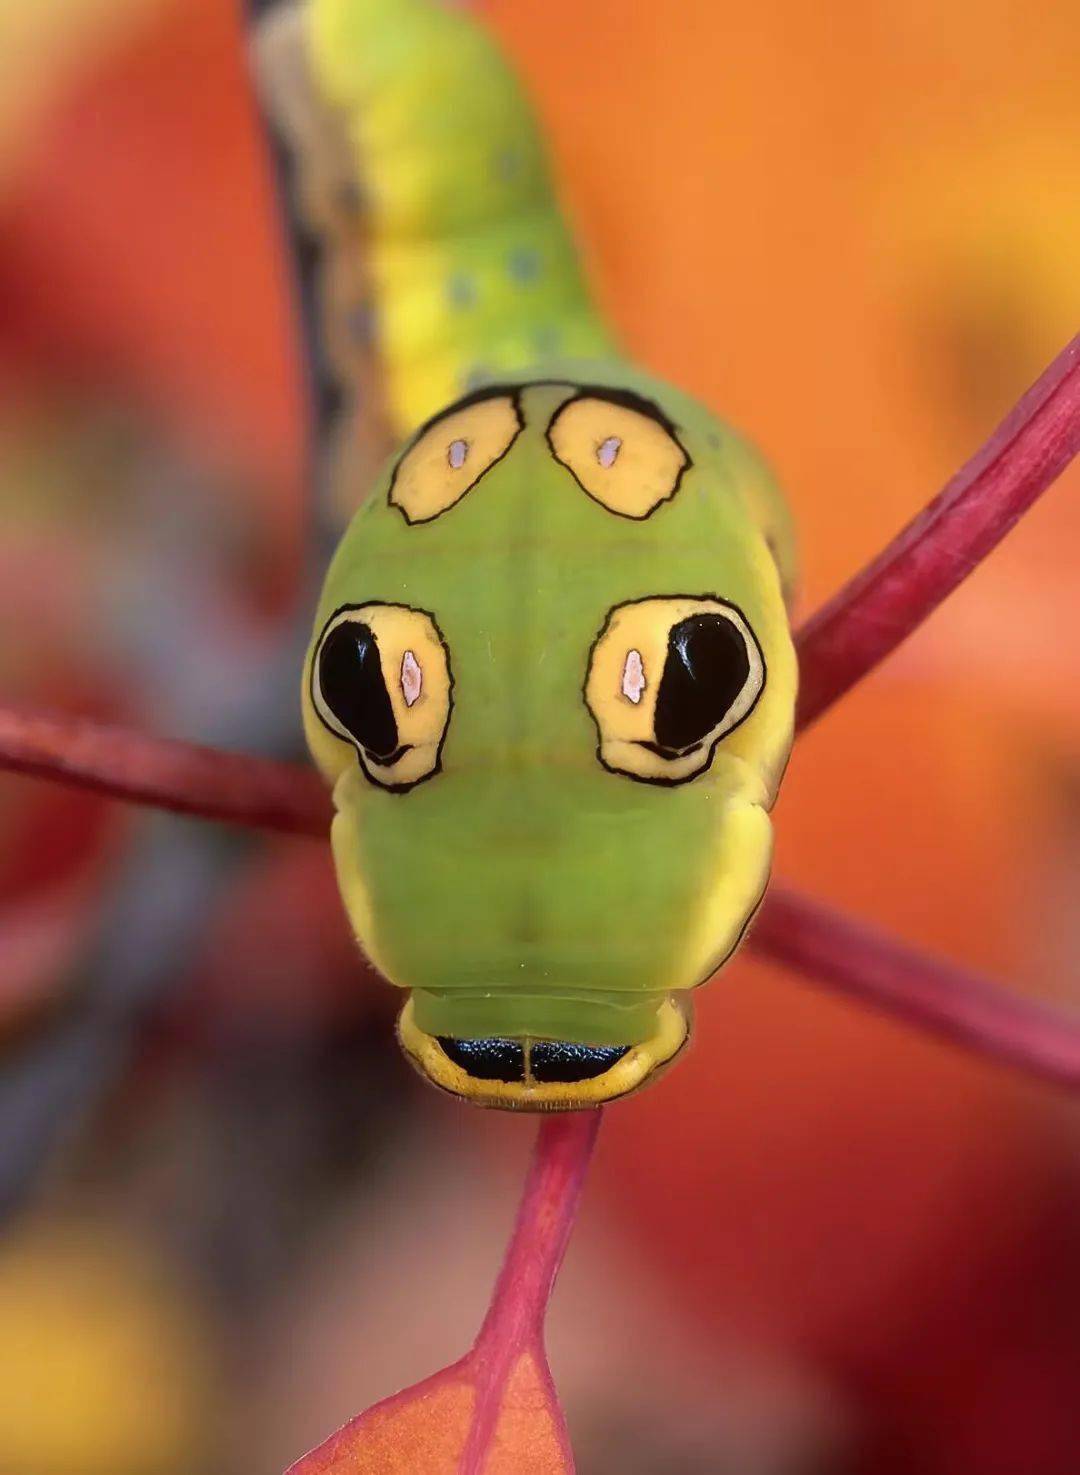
751,886,1080,1088
3,341,1076,826
285,1113,599,1474
459,1111,600,1473
0,338,1078,1092
0,703,330,836
795,331,1080,728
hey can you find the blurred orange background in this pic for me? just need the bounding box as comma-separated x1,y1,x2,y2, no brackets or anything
0,1,1077,1472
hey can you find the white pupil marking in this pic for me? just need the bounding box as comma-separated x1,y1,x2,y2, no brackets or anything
448,438,469,470
621,648,646,704
401,650,422,707
597,435,622,468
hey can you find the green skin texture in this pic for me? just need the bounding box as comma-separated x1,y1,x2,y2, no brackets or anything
305,362,797,1048
310,0,615,434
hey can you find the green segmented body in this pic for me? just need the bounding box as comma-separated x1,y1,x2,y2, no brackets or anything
274,0,798,1107
310,0,616,435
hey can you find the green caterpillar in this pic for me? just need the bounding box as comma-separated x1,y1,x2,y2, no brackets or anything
262,0,797,1110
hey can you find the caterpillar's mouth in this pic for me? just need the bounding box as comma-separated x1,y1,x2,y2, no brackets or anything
396,995,690,1111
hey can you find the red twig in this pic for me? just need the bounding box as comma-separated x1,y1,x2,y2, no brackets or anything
462,1111,601,1472
476,1110,601,1352
750,886,1080,1088
0,338,1078,1094
9,691,1075,1090
0,703,330,836
2,342,1076,826
795,331,1080,728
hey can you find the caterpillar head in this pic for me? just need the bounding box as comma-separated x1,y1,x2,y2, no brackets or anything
303,367,796,1109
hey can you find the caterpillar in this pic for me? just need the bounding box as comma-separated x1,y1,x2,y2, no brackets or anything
256,0,798,1110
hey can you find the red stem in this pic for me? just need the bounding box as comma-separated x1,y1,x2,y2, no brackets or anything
475,1111,602,1353
0,703,330,836
0,340,1077,1091
751,885,1080,1087
795,331,1080,729
458,1112,600,1474
1,717,1080,1088
2,342,1076,824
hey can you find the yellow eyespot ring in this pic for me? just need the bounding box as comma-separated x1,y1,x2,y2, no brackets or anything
309,602,453,792
584,594,766,785
546,390,690,519
389,390,523,524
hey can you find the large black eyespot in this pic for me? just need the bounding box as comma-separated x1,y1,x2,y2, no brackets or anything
654,614,753,755
318,622,399,761
308,603,453,792
583,595,765,785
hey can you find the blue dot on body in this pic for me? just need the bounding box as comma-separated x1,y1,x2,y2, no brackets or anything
447,273,477,309
507,247,541,284
494,149,521,182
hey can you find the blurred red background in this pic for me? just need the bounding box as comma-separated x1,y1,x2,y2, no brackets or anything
0,1,1077,1472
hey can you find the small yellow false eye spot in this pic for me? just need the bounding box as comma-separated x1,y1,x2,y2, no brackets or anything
547,394,690,519
308,603,453,792
585,595,765,785
389,393,522,523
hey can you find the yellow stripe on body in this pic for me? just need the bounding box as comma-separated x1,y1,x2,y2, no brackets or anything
308,0,613,435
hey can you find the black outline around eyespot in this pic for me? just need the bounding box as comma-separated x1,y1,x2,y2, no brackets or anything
582,594,767,788
387,388,525,525
387,378,695,524
544,388,693,521
310,602,454,794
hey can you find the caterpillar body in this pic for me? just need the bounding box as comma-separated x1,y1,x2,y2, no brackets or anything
257,0,798,1110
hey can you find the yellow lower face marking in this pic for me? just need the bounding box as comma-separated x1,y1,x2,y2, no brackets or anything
389,393,522,523
396,995,691,1112
683,800,773,987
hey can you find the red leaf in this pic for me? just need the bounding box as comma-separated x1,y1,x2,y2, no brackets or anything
287,1113,600,1475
